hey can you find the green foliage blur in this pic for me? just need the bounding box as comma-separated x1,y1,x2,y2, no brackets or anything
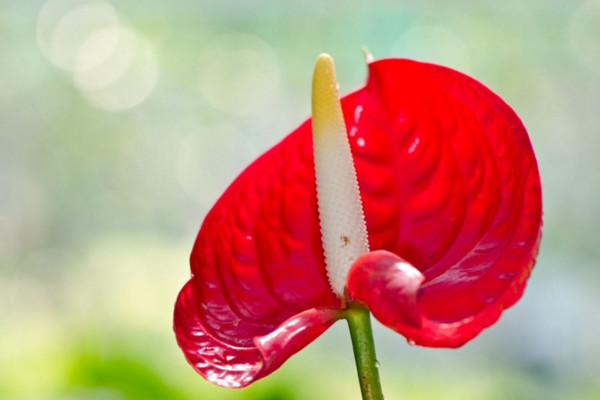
2,0,599,399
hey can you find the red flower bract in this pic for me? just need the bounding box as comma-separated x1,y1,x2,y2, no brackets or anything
174,58,542,388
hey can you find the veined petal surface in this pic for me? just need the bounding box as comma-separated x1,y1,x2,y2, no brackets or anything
175,281,342,387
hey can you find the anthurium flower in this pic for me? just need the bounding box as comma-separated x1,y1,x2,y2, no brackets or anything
174,54,542,389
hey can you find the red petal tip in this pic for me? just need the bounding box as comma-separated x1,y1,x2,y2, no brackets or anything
174,280,342,388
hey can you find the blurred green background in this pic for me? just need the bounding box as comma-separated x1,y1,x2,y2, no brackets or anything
2,0,599,399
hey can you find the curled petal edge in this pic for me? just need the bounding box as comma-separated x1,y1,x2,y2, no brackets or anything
174,280,344,388
346,250,537,348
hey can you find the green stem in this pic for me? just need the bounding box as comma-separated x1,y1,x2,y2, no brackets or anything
344,305,384,400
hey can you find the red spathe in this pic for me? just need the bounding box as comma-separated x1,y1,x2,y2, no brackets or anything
174,58,542,387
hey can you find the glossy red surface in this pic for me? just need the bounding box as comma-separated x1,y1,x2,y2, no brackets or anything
174,58,542,387
174,281,341,387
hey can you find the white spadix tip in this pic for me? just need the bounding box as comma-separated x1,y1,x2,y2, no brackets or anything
311,53,369,297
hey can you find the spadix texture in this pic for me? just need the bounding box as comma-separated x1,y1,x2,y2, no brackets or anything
312,54,369,296
174,58,542,388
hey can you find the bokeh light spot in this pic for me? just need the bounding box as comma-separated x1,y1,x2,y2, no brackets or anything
74,27,158,111
198,33,282,116
37,0,157,111
37,0,119,72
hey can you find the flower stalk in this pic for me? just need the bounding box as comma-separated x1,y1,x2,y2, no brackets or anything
345,305,384,400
